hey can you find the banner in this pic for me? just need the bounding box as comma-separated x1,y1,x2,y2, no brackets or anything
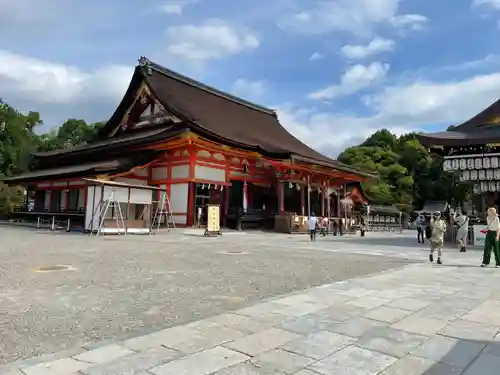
473,225,488,246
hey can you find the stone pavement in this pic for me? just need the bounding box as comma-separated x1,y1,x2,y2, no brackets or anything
3,253,500,375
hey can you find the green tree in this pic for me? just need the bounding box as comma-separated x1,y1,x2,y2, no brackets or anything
338,128,465,211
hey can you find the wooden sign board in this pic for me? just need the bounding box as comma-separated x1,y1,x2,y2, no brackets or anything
205,204,221,236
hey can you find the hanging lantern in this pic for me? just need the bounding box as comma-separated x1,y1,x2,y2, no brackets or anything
475,158,483,169
296,184,301,191
490,181,496,192
470,170,478,180
473,184,480,194
288,182,293,189
483,157,491,169
443,160,451,171
452,159,459,170
492,157,499,168
495,169,500,180
481,181,488,192
221,186,224,191
467,158,475,169
201,184,206,189
479,170,486,180
459,159,467,170
214,184,218,189
487,170,494,180
462,171,470,181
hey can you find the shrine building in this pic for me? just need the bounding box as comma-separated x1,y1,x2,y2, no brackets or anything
3,57,371,232
418,98,500,213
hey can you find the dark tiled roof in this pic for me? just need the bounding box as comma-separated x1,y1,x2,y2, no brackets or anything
418,98,500,146
142,61,338,165
2,159,134,183
453,98,500,132
34,122,182,158
417,128,500,147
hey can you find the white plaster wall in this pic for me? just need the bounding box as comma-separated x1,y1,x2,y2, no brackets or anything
171,165,189,179
133,168,148,177
152,167,168,180
103,186,129,202
114,177,148,186
194,165,225,181
171,214,187,225
129,188,152,204
170,183,188,213
85,186,102,230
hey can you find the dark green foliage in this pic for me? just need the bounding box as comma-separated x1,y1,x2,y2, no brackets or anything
338,129,467,211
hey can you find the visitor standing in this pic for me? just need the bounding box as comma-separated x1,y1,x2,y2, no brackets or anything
416,214,426,243
429,211,446,265
481,207,500,268
307,213,318,242
455,211,469,252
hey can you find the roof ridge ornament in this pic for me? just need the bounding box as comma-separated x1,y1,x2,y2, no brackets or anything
138,56,152,75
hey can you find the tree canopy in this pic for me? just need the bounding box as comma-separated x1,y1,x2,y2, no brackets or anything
0,101,103,215
338,129,467,211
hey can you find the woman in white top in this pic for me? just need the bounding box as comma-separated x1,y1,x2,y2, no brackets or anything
481,207,500,268
455,211,469,252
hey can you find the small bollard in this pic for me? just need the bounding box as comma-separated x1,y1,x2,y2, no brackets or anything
37,216,41,228
51,216,55,231
66,218,71,232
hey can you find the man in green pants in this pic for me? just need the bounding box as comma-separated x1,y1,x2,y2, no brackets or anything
481,207,500,268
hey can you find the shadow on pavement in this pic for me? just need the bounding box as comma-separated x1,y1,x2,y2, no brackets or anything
403,336,500,375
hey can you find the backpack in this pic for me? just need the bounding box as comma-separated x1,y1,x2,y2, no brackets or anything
425,224,432,239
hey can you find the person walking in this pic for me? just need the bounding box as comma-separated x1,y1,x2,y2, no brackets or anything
429,211,446,265
307,213,318,242
332,219,338,236
481,207,500,268
455,211,469,252
416,214,426,243
320,216,329,236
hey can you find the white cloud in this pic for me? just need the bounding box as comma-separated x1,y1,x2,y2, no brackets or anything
157,0,200,15
473,0,500,9
0,50,132,126
341,37,394,60
279,68,500,157
279,0,428,36
232,79,267,100
390,14,428,30
309,52,324,61
166,20,259,61
309,62,390,100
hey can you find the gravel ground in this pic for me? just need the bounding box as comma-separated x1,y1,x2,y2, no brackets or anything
0,226,414,363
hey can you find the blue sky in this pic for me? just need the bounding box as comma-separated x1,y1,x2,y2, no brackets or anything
2,0,500,156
